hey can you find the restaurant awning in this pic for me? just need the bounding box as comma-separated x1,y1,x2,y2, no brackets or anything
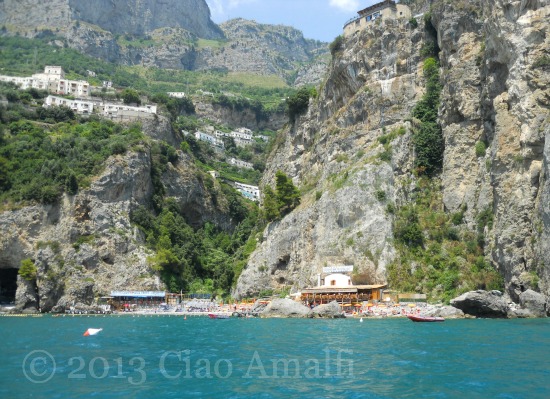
110,291,166,298
354,284,387,290
301,287,358,294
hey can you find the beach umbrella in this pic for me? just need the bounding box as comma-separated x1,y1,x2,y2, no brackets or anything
408,303,416,307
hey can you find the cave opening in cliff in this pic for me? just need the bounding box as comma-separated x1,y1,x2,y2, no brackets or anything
0,268,18,303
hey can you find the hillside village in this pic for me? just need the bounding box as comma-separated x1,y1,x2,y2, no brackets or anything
0,65,263,201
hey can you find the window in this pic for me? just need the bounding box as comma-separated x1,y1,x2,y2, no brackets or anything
331,280,336,286
366,15,372,21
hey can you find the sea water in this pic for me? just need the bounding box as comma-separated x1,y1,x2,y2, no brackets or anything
0,315,549,398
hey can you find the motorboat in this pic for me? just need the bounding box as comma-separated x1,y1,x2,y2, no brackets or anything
407,314,444,322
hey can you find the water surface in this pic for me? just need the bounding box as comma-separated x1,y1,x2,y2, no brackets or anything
1,315,549,398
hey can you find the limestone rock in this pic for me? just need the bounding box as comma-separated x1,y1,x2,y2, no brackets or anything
14,276,38,312
311,301,345,318
519,289,547,318
450,290,509,318
423,305,465,319
259,298,311,318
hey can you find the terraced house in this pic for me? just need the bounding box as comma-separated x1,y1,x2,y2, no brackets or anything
0,66,90,97
343,0,411,37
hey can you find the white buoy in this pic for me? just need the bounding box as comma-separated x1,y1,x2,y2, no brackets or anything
360,318,363,323
83,328,103,336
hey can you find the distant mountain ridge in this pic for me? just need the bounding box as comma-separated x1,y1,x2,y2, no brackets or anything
0,0,328,85
0,0,223,39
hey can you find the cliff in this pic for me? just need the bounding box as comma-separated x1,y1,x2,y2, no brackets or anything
0,116,239,312
234,0,550,305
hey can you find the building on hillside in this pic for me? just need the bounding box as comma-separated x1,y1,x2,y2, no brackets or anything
343,0,411,37
44,95,94,114
299,265,387,306
103,81,113,88
208,170,219,179
233,182,260,201
215,129,253,148
255,134,270,142
0,66,90,97
168,92,186,98
195,131,225,150
98,102,157,121
229,157,254,170
235,127,253,135
44,95,157,121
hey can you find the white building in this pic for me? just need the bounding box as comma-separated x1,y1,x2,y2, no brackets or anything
233,182,260,201
0,66,90,97
168,92,186,98
229,157,254,170
195,131,225,149
44,95,94,114
44,95,157,119
214,129,253,147
321,273,353,287
98,103,157,121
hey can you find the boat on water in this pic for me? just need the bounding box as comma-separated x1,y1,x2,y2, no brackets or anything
407,314,445,322
208,313,230,319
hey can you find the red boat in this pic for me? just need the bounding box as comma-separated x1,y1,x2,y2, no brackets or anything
407,314,445,322
208,313,230,319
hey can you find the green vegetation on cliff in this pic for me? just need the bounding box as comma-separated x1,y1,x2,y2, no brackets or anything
388,178,503,302
0,90,145,206
131,199,259,296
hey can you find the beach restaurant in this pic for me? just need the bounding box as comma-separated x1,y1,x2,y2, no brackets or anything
109,290,166,310
300,266,386,306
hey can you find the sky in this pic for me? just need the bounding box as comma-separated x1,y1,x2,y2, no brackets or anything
205,0,381,43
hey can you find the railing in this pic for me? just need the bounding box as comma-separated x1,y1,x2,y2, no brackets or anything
343,15,362,29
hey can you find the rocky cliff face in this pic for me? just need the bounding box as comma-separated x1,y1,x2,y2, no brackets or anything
434,0,549,301
0,0,223,39
235,15,425,298
0,116,236,312
235,0,550,304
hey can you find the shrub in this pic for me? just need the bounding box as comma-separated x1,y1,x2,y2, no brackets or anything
286,87,313,122
19,259,37,281
533,55,550,69
329,35,344,56
475,141,487,157
375,190,387,202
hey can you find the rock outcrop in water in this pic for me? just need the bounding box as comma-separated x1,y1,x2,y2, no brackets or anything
450,290,509,318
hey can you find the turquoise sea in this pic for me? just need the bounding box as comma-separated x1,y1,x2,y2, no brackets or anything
0,315,549,398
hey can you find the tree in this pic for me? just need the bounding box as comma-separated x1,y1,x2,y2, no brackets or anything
329,35,344,56
0,156,10,190
19,258,37,281
121,88,141,105
65,172,78,195
286,87,313,122
262,186,280,222
275,171,301,217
